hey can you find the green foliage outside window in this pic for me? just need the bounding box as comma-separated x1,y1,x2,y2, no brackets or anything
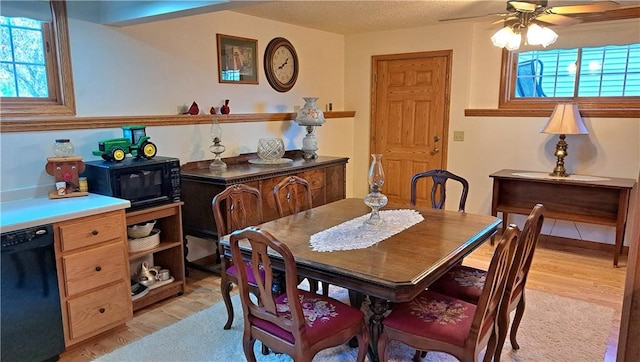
0,16,49,98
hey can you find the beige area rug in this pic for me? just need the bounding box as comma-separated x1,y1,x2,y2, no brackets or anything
94,286,614,362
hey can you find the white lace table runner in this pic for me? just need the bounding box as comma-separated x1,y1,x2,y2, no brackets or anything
512,172,610,182
310,209,424,252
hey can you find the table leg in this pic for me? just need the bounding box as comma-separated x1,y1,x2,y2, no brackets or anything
368,296,390,362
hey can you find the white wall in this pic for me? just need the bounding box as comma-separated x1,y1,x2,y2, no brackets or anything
0,9,354,196
345,20,640,245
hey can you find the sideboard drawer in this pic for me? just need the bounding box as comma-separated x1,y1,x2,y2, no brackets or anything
66,282,131,341
58,212,124,251
62,242,127,296
300,169,325,190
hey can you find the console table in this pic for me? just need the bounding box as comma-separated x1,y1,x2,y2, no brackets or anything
180,150,348,273
490,169,636,266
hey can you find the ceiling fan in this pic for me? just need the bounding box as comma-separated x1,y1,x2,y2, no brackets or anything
441,1,623,50
440,0,621,27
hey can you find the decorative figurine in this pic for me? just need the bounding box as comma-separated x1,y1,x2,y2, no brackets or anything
45,156,87,198
220,99,230,114
92,125,157,162
183,101,199,115
210,106,217,114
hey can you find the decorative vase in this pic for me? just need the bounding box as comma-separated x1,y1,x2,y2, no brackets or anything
221,99,230,114
363,154,388,225
295,97,325,160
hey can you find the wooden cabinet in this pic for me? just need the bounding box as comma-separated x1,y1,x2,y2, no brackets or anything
180,150,348,272
54,210,132,347
126,202,186,311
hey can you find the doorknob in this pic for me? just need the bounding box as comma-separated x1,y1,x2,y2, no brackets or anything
431,135,440,155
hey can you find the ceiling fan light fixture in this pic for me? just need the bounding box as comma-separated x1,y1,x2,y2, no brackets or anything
491,27,521,49
527,23,558,47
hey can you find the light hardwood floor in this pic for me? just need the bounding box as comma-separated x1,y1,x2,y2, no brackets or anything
59,238,627,362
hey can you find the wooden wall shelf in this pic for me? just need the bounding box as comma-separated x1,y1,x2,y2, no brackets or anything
0,111,356,133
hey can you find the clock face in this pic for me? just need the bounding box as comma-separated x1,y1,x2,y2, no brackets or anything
264,38,298,92
272,46,295,84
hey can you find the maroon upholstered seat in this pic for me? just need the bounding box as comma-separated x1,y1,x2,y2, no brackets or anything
429,204,544,361
229,226,369,362
226,260,263,285
377,225,520,362
251,290,366,345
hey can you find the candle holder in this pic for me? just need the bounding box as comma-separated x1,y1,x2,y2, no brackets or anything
209,118,227,171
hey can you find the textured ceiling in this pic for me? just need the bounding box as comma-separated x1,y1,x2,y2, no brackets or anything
230,0,640,35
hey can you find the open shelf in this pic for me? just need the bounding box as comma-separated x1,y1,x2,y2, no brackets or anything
126,202,185,311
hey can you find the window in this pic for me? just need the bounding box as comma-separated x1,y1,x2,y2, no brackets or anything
499,43,640,111
515,44,640,98
1,16,50,97
0,0,75,117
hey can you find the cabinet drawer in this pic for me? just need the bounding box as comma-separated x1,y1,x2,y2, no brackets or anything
67,282,131,341
299,169,325,190
63,242,127,296
59,212,124,251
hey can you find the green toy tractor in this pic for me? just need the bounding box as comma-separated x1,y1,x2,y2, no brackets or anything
93,125,158,162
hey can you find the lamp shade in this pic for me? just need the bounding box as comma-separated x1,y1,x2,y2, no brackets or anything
541,103,588,135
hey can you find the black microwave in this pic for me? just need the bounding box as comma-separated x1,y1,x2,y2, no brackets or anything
82,156,181,210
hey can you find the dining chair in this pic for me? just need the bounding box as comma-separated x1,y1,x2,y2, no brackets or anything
212,184,264,330
273,175,329,296
410,169,469,212
428,204,545,361
229,226,369,362
377,224,520,362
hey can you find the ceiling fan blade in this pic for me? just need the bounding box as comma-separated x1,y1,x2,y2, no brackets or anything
439,12,512,22
550,1,620,15
492,16,519,25
536,13,583,25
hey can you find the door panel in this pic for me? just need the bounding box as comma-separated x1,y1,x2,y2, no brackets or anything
371,51,452,207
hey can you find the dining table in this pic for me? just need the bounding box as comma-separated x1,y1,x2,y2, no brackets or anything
220,197,502,361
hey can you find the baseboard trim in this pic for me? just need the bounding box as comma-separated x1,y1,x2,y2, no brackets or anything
537,233,629,255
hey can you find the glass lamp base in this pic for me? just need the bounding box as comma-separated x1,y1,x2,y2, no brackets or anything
364,191,388,225
209,157,227,171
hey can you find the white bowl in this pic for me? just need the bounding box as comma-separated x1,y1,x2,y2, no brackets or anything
127,220,157,239
128,228,161,252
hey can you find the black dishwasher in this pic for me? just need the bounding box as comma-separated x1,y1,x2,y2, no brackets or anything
1,224,65,362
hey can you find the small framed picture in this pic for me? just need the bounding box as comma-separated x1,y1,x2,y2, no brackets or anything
216,34,258,84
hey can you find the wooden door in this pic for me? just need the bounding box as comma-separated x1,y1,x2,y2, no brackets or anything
370,51,452,207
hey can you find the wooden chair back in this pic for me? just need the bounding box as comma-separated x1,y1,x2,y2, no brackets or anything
410,169,469,212
273,175,313,217
212,184,263,236
506,203,544,302
230,227,304,336
228,226,369,361
470,224,519,350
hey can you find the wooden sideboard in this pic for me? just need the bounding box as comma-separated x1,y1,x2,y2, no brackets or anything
490,169,636,267
180,150,348,273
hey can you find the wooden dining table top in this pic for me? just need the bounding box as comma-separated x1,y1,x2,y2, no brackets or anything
222,198,502,303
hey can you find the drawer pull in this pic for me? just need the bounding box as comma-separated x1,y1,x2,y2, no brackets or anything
91,230,99,236
95,266,102,272
99,308,106,313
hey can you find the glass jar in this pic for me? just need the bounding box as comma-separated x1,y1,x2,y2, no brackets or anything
53,139,74,157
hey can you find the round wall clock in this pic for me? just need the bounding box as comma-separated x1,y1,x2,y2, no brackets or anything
264,37,298,92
